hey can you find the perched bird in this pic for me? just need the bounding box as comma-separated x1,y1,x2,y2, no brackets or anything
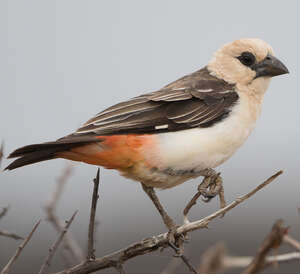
5,38,288,231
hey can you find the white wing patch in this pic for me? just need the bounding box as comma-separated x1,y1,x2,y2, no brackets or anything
196,89,213,92
155,124,169,130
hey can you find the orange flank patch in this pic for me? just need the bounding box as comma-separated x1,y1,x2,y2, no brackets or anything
58,134,157,170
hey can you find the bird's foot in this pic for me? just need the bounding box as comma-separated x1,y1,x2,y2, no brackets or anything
183,172,226,222
200,173,223,202
166,225,187,256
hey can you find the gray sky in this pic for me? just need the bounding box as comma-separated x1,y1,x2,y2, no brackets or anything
0,1,299,273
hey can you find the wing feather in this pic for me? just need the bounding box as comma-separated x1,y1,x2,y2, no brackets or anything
76,67,238,135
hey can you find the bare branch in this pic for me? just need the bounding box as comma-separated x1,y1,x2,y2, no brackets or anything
45,164,84,263
0,230,23,240
183,188,202,222
1,219,41,274
168,244,197,274
197,242,300,274
0,206,10,220
87,168,100,261
242,219,288,274
0,141,4,167
223,252,300,268
0,206,23,240
46,164,73,212
180,255,197,274
283,234,300,251
39,211,78,274
54,171,283,274
178,170,283,234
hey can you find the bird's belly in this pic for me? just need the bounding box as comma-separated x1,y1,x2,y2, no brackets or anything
123,119,253,189
155,126,248,171
147,95,260,173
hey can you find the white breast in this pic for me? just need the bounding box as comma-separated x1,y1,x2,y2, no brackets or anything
152,92,262,171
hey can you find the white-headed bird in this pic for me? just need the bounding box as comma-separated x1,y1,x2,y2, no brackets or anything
5,38,289,232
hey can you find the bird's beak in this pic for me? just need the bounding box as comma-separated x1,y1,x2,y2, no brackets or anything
254,54,289,78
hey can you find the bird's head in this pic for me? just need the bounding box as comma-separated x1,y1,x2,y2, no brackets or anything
208,38,289,96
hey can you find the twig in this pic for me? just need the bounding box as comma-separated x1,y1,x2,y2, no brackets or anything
0,206,23,240
45,164,84,263
183,190,202,223
223,252,300,268
197,242,300,274
283,234,300,251
0,230,24,240
178,171,283,234
47,164,73,211
54,170,283,274
0,141,4,167
0,206,10,220
1,219,41,274
87,168,100,261
168,244,197,274
242,219,288,274
39,211,78,274
180,255,197,274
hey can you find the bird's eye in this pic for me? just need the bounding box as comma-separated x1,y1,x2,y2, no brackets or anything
237,52,256,67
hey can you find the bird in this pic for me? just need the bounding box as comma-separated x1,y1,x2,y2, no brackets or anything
5,38,288,233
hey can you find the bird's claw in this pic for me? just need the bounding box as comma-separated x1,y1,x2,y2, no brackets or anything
199,173,223,202
167,226,186,256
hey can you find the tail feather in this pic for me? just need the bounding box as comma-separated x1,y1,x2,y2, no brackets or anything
5,149,59,170
5,135,101,171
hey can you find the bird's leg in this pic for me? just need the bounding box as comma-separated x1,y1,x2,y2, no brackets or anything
183,169,226,223
141,183,176,230
141,183,183,252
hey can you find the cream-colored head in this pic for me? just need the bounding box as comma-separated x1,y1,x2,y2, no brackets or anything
208,38,288,97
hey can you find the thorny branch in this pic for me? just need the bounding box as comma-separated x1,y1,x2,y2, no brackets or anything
45,164,84,263
0,206,24,241
0,230,23,240
168,243,197,274
197,242,300,274
243,219,288,274
54,170,283,274
3,166,298,273
1,220,41,274
38,211,78,274
227,252,300,268
87,168,100,261
284,234,300,251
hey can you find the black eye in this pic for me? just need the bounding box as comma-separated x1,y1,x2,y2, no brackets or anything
237,52,256,67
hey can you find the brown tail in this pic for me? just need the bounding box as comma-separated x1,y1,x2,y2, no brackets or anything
5,135,101,171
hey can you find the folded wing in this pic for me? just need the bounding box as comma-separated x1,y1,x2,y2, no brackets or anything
76,67,239,135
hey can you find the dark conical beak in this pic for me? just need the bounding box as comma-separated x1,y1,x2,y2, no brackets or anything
254,54,289,78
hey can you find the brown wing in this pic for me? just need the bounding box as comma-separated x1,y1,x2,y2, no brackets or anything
75,67,238,136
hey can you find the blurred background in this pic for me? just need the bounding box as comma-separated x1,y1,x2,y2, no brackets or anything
0,1,299,273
